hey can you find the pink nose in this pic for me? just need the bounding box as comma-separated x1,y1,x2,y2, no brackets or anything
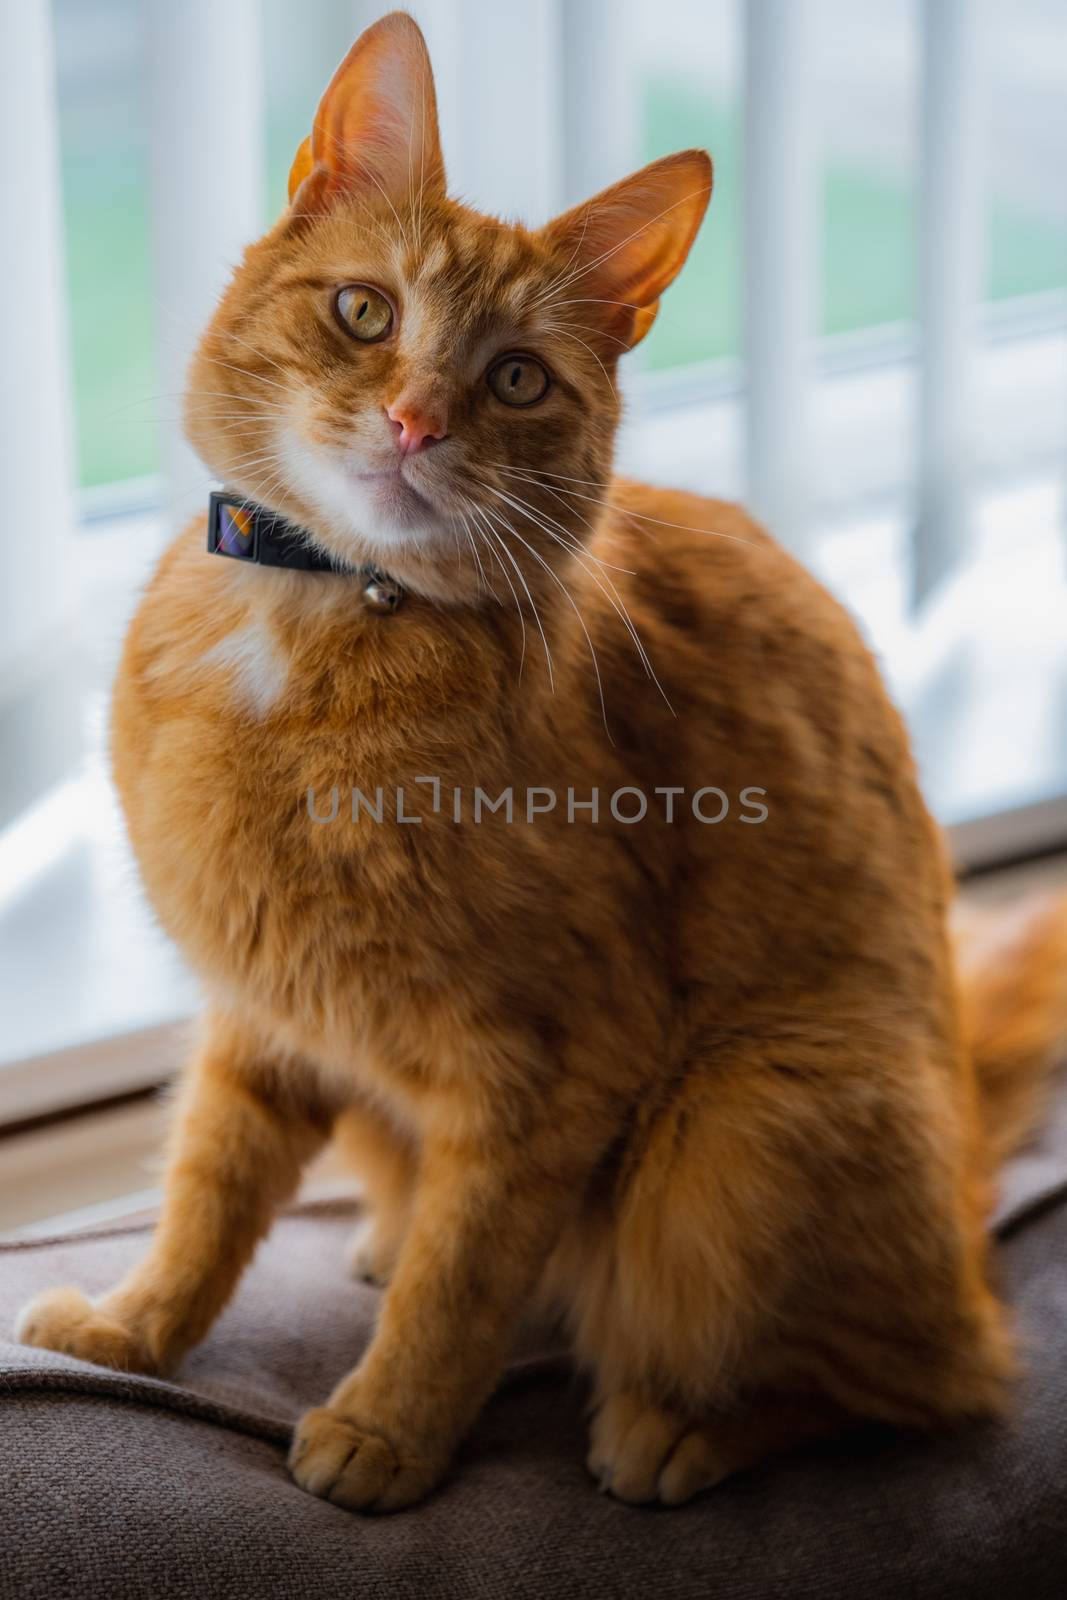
386,400,447,455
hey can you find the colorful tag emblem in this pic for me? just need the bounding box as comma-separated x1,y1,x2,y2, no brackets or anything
214,501,256,560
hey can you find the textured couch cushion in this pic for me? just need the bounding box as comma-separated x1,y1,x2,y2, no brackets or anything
2,1092,1066,1600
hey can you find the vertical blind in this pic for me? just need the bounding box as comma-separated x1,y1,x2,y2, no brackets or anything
0,0,1002,831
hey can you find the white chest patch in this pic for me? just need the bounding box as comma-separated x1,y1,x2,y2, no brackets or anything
202,622,289,717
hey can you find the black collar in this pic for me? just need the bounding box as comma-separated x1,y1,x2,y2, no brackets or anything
207,490,403,610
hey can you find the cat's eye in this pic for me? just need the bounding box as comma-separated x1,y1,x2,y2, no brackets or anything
487,354,550,407
335,284,394,343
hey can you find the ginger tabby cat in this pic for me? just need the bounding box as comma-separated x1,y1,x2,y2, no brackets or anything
19,12,1067,1512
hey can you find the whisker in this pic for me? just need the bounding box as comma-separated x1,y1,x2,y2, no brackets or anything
486,484,649,639
539,323,619,399
549,297,644,313
199,353,298,396
544,314,633,356
480,473,632,574
520,478,635,572
464,501,530,681
287,210,397,249
470,502,556,693
461,508,534,684
166,415,275,428
208,324,304,383
217,448,290,473
477,496,611,736
328,129,412,253
536,203,593,305
458,507,491,598
106,390,291,427
483,482,673,713
488,463,759,550
113,414,271,428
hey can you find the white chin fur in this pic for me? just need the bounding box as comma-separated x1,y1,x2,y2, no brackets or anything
276,424,444,562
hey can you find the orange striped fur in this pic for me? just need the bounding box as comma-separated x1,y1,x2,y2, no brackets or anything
18,12,1067,1511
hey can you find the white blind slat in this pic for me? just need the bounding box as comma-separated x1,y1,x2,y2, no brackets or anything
0,0,80,829
743,0,816,553
148,0,265,534
913,0,984,606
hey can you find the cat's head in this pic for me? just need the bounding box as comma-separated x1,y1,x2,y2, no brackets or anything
186,11,711,603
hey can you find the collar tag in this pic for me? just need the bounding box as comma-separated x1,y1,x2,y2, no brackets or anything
206,491,404,613
208,491,336,572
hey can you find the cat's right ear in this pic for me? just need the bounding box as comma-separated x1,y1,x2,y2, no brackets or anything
287,12,444,217
539,150,712,351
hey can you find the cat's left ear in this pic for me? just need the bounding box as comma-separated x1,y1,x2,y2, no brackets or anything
539,150,712,350
288,11,444,214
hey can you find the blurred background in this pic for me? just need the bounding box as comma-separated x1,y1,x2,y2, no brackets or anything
0,1,1065,1195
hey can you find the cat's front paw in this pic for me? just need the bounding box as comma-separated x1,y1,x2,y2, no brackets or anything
289,1405,445,1512
16,1287,156,1374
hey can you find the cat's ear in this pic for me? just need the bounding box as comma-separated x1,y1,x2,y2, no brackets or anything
288,12,444,214
539,150,712,350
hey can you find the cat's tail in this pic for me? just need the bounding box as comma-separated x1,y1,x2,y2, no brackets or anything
955,889,1067,1166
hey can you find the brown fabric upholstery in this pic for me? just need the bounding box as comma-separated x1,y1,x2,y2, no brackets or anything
2,1091,1066,1600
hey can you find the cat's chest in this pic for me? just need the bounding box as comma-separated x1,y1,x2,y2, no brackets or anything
199,619,290,717
113,602,511,1012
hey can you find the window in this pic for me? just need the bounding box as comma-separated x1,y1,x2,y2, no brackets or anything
1,0,1064,1113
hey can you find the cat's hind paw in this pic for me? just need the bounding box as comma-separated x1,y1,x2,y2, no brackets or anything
587,1391,727,1506
346,1215,400,1286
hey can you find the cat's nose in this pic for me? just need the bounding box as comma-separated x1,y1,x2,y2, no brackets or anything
385,399,448,455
